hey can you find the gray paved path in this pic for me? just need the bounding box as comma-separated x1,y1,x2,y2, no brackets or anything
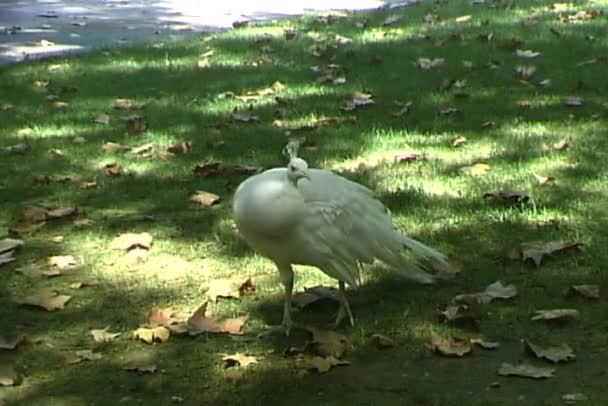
0,0,411,65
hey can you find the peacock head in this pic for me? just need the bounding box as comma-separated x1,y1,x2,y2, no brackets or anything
287,157,311,184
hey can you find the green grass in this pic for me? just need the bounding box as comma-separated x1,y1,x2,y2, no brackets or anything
1,0,608,404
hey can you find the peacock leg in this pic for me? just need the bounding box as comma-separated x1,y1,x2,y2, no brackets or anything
334,280,355,327
279,264,295,334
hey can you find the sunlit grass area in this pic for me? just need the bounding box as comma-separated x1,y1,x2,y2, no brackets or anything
1,0,608,404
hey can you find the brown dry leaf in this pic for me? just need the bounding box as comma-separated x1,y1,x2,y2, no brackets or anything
50,101,68,109
90,327,121,343
439,304,475,324
521,241,581,266
66,349,103,364
193,162,223,177
564,284,600,299
483,190,529,204
123,115,148,132
102,163,121,176
48,236,65,243
459,163,490,176
19,207,48,224
133,326,170,344
395,151,423,163
131,143,154,155
0,364,18,386
0,334,25,351
110,232,153,250
429,331,472,357
16,291,71,311
114,99,145,110
3,143,30,155
0,102,14,110
524,340,575,363
69,280,92,289
147,306,178,327
223,367,243,382
341,92,374,112
452,137,467,147
295,355,349,374
190,191,221,207
531,309,579,321
497,363,554,379
533,173,555,185
187,302,248,335
516,49,541,59
102,142,131,153
307,328,348,358
370,333,395,349
205,278,254,301
221,353,258,368
453,281,517,305
292,285,339,308
46,207,77,220
49,255,77,269
167,141,192,154
94,114,111,124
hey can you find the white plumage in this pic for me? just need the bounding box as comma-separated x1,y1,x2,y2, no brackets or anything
233,156,450,329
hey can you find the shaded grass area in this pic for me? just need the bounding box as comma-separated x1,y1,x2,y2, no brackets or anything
1,0,608,404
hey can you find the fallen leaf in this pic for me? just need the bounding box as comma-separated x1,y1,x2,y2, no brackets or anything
514,65,536,78
102,163,121,176
90,327,121,343
564,284,600,299
562,393,588,402
190,191,221,207
525,340,575,363
16,292,71,311
147,306,178,327
452,137,467,147
453,281,517,305
167,141,192,154
94,114,111,124
306,328,348,358
370,333,395,349
292,285,339,308
223,367,243,382
553,139,569,150
456,15,472,23
221,353,258,368
429,331,472,357
133,326,171,344
102,142,131,153
395,152,422,163
0,334,25,351
122,115,148,132
459,163,490,176
483,190,529,204
533,173,555,185
416,57,445,70
3,143,30,155
131,143,154,155
205,278,254,301
295,355,349,373
531,309,579,321
65,349,102,364
340,92,374,112
0,364,18,386
521,241,581,266
110,232,153,250
186,302,248,335
114,99,145,110
48,255,77,269
516,49,540,59
497,363,554,379
48,236,64,243
439,304,475,324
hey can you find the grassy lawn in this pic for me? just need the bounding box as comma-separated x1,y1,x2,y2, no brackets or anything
1,0,608,404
